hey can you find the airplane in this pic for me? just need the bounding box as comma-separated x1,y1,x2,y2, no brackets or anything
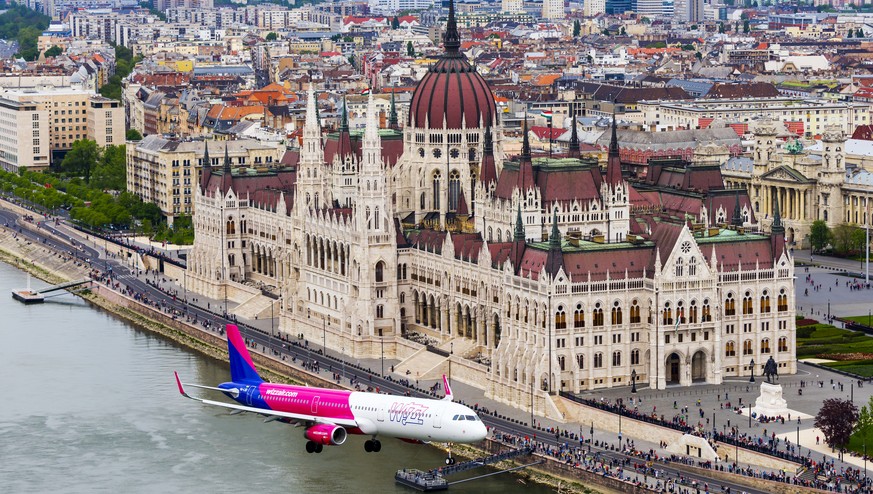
174,324,487,463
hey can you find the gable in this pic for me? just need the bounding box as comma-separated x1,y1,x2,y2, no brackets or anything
760,165,811,184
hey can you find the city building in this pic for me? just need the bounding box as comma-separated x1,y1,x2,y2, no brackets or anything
126,135,282,223
541,0,564,20
0,98,51,172
185,0,797,421
0,84,123,163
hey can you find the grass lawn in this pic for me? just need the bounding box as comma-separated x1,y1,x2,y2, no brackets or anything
797,324,873,377
845,315,873,327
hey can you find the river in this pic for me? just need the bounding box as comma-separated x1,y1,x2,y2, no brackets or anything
0,262,555,494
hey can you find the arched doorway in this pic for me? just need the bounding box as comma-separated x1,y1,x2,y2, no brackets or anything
691,351,706,382
666,353,681,384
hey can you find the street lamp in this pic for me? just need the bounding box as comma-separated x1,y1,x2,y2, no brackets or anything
379,328,384,377
631,369,637,393
749,358,756,383
828,299,831,321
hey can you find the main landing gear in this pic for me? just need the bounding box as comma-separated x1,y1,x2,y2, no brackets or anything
364,438,382,452
305,441,323,454
444,444,456,465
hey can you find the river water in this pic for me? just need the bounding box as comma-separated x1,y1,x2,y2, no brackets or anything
0,262,554,494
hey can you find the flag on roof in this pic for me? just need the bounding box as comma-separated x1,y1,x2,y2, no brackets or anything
361,88,371,95
540,110,553,120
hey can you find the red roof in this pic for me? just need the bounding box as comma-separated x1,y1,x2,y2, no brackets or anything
530,126,566,140
408,55,496,130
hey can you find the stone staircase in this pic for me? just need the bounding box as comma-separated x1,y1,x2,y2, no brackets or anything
394,347,449,380
233,293,278,320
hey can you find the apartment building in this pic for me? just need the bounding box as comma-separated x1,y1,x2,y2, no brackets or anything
126,135,282,223
0,98,51,172
0,85,124,159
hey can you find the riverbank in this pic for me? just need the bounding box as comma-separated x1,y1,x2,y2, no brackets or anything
0,217,619,494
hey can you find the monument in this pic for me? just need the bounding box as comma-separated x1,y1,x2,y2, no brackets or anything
751,356,788,418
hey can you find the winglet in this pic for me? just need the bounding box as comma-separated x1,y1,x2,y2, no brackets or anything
174,371,189,398
442,374,453,402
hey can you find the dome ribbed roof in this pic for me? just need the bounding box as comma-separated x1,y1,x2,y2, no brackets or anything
407,0,496,130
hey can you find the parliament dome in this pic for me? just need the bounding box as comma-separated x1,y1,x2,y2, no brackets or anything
407,0,496,131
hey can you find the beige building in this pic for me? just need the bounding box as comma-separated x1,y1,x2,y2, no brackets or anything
0,85,124,160
127,135,283,224
0,98,51,172
639,98,871,137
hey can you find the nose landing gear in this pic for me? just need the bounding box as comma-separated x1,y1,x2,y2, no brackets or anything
364,438,382,453
445,444,456,465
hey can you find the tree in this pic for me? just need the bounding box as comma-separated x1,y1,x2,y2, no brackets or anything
743,20,750,34
620,27,626,35
265,32,278,41
690,24,698,31
573,19,581,37
407,40,414,57
816,399,859,450
126,129,143,141
858,28,865,38
849,29,854,38
44,45,62,57
391,16,400,29
90,144,126,191
60,139,100,183
832,223,861,255
718,22,726,34
810,220,832,254
602,28,610,35
695,51,702,60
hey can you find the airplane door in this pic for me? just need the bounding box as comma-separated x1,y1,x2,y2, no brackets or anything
432,404,442,429
376,403,385,422
311,396,320,414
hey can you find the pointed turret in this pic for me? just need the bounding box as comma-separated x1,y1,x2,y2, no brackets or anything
336,96,353,161
605,111,622,186
478,124,497,186
517,115,535,192
732,190,744,227
510,204,526,274
220,143,233,194
545,210,565,278
388,88,399,130
203,140,211,169
340,96,349,132
444,0,461,55
362,91,381,169
568,113,580,159
771,191,786,257
199,140,212,193
223,143,232,172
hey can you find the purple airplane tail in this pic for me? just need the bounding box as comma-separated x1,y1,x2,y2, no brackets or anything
226,324,263,384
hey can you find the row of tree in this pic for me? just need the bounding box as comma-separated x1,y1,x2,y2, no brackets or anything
99,45,141,101
58,140,127,191
0,5,50,61
809,220,870,257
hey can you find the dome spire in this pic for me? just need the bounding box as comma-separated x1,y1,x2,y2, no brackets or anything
444,0,461,54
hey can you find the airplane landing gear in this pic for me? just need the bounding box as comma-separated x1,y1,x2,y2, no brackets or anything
305,441,324,454
364,438,382,453
445,444,456,465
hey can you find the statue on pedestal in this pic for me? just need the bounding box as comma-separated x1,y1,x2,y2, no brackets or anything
763,356,778,384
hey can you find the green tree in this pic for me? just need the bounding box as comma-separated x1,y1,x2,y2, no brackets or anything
854,396,873,454
690,24,698,31
602,28,610,35
718,22,726,34
60,139,100,184
810,220,831,254
858,28,865,38
90,144,126,191
407,40,414,57
391,16,400,29
620,27,626,35
695,51,702,60
266,32,278,41
816,398,859,450
126,129,143,141
849,29,854,38
743,20,750,33
573,19,581,37
44,45,62,57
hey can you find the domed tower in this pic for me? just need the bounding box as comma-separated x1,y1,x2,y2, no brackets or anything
394,0,499,228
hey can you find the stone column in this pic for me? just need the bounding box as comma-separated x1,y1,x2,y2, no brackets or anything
486,314,494,348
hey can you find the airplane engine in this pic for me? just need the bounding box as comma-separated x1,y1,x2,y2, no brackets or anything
304,424,347,446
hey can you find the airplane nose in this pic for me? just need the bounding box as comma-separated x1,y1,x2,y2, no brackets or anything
475,422,487,440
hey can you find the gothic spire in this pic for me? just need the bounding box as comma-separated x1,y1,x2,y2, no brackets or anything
479,124,497,186
340,96,349,132
771,190,784,234
483,123,493,155
388,87,399,130
202,140,211,169
223,143,232,173
568,112,580,159
732,190,743,227
608,108,619,157
549,210,561,250
521,113,531,161
444,0,461,54
514,203,525,241
605,109,623,186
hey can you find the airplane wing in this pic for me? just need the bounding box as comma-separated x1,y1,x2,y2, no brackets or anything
174,372,358,428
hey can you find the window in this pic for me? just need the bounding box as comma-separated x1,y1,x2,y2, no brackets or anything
594,353,603,368
576,354,584,369
761,338,771,354
612,351,621,367
688,257,697,276
743,340,753,355
375,261,385,283
631,349,640,365
663,302,673,325
555,307,566,329
675,257,683,277
574,305,584,328
593,303,604,326
612,334,621,344
376,305,384,318
702,299,712,322
725,341,735,356
778,337,788,352
611,301,622,325
760,291,771,313
725,293,735,316
777,289,788,312
689,300,698,324
743,292,754,315
630,300,640,324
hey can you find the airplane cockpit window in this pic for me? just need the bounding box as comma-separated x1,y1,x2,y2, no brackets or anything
465,415,477,421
